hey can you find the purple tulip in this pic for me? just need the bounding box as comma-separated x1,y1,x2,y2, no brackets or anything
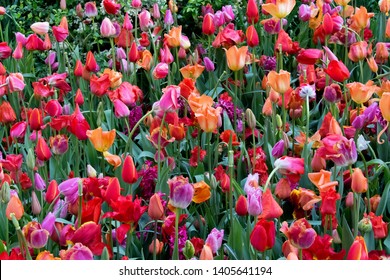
205,228,224,253
168,175,194,209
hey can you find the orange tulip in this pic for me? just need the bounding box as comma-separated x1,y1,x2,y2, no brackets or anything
386,18,390,38
334,0,351,6
267,70,291,94
164,26,182,48
86,127,116,153
379,92,390,121
262,0,296,19
137,50,153,71
148,193,164,220
346,81,379,105
195,105,222,133
36,251,61,260
179,64,205,80
102,68,122,89
192,181,211,203
6,195,24,220
199,244,213,260
349,6,374,33
348,41,368,62
351,167,368,193
225,45,248,72
102,151,122,169
308,169,339,193
0,101,17,124
188,93,213,113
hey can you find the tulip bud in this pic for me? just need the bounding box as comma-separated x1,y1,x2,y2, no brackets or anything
122,155,138,184
35,137,52,161
183,240,195,260
199,244,213,260
351,168,368,193
0,181,10,203
26,148,36,171
29,108,43,131
245,108,256,130
235,195,248,216
345,191,354,208
358,216,372,234
148,193,164,220
31,191,42,215
202,13,215,35
30,22,50,35
87,164,97,178
6,195,24,220
34,172,46,191
45,180,59,204
148,239,164,255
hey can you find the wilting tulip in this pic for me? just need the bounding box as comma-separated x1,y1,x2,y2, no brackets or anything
192,181,211,203
49,134,68,155
347,236,368,260
225,45,248,71
250,219,275,252
122,155,138,184
168,175,194,209
324,60,350,83
280,218,317,249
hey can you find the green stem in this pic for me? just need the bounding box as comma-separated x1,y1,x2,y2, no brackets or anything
110,38,116,71
263,167,280,191
172,208,180,260
124,110,154,155
153,220,158,260
228,150,234,250
126,225,133,258
77,180,83,228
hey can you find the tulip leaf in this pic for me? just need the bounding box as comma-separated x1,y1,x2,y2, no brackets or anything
376,181,390,216
384,225,390,250
364,230,375,252
227,217,250,260
341,215,354,257
223,244,238,260
223,111,233,131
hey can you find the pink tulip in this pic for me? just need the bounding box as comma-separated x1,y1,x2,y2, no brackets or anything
153,62,169,79
6,73,25,92
30,22,49,35
139,10,153,31
100,17,116,37
85,1,98,17
113,99,130,118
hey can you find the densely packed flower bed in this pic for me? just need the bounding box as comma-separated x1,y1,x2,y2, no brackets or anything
0,0,389,260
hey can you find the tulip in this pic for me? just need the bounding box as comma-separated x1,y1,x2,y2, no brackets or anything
262,0,296,19
246,25,259,47
103,151,122,169
192,181,211,203
260,189,283,220
31,191,42,215
6,195,24,220
179,64,205,80
247,187,263,216
23,221,49,249
0,101,16,124
195,105,222,133
202,13,215,35
105,177,120,205
235,195,248,216
85,51,100,72
297,49,323,65
347,236,368,260
369,212,388,239
324,60,350,83
164,26,182,48
274,156,305,181
375,42,389,64
30,22,49,35
379,92,390,121
85,2,98,17
203,57,215,72
168,175,194,209
351,168,368,193
148,193,164,220
164,10,174,25
12,42,23,60
199,244,213,260
246,0,259,24
205,228,224,254
86,127,116,153
58,177,80,204
225,45,248,72
60,243,94,260
52,16,69,42
267,70,291,94
122,155,138,184
348,41,368,62
100,17,116,37
148,239,164,255
280,218,317,249
6,72,25,93
153,62,169,79
35,137,52,161
250,219,275,252
349,6,374,33
103,0,121,15
317,134,357,167
139,10,153,31
10,122,27,139
45,180,59,204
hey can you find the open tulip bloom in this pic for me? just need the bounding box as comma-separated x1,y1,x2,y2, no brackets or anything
1,0,390,262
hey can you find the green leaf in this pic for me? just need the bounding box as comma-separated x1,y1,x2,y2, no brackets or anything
227,217,250,260
384,225,390,250
364,230,375,252
341,215,354,257
376,181,390,216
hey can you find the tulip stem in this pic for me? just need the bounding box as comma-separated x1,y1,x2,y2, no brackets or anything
263,166,280,192
304,95,310,173
157,112,167,192
124,110,153,156
110,38,116,71
126,225,133,258
10,214,32,260
77,180,83,228
153,220,158,260
207,132,213,182
172,208,180,260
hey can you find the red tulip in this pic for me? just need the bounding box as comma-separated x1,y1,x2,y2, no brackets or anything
324,60,350,83
29,108,43,130
122,155,138,184
297,49,323,65
45,180,59,204
347,236,368,260
246,25,259,47
202,13,215,35
250,219,275,252
246,0,259,24
35,137,51,161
